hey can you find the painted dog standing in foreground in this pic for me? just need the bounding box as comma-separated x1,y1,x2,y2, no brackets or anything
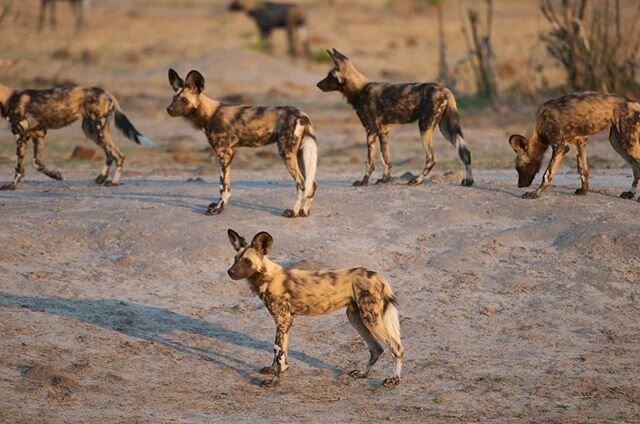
166,69,318,217
509,92,640,199
227,229,404,387
317,48,474,187
0,82,153,190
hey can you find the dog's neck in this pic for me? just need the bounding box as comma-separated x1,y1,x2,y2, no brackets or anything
0,83,13,118
341,66,369,106
247,257,283,295
184,93,220,130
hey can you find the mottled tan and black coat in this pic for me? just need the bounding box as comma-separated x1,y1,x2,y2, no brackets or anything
228,0,311,58
317,48,474,187
509,92,640,199
0,82,153,190
227,229,404,387
166,69,318,217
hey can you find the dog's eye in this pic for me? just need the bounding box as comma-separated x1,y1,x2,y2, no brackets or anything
242,258,252,266
181,97,189,104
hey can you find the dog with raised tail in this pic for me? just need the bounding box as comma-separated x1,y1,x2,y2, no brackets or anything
226,229,404,387
166,69,318,217
0,82,154,190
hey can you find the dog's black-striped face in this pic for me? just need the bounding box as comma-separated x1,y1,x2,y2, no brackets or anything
509,134,540,187
166,69,204,117
227,229,273,280
317,49,349,92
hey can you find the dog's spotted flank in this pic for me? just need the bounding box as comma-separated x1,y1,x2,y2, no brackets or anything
227,229,404,387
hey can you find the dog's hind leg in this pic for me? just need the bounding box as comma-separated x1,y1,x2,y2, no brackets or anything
346,302,384,379
282,153,306,218
101,130,124,186
83,117,110,184
1,135,29,190
609,126,640,199
33,136,63,181
409,117,437,186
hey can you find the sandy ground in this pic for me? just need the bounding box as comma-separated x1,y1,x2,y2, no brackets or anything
1,169,639,423
1,1,640,423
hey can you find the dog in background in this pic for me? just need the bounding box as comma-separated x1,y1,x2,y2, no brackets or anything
317,48,474,188
166,69,318,217
39,0,89,31
227,229,404,387
0,82,153,190
509,92,640,199
228,0,311,59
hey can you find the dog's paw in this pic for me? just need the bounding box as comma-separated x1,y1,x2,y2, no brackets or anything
49,171,64,181
352,179,368,187
283,209,298,218
620,191,635,199
103,180,120,187
575,188,588,196
260,378,279,388
259,366,276,375
95,175,108,185
348,370,368,379
522,191,539,199
375,176,391,185
0,183,17,191
382,377,400,387
205,202,224,215
461,178,474,187
407,178,423,187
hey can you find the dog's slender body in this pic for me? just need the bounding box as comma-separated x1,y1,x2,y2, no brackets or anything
39,0,88,31
0,83,153,190
166,69,318,217
227,229,404,387
228,0,311,59
509,92,640,199
317,48,474,187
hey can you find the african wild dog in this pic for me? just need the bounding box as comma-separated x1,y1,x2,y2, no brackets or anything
0,83,153,190
317,48,474,188
509,92,640,200
228,0,311,59
227,229,404,387
39,0,88,31
166,69,318,217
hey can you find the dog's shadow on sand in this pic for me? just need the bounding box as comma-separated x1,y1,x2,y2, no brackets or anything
0,293,341,385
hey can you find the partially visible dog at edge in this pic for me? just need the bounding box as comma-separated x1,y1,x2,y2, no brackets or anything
317,48,474,188
509,92,640,200
0,82,154,190
227,229,404,387
166,68,318,217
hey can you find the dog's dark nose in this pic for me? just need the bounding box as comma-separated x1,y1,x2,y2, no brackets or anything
166,107,172,114
227,269,234,278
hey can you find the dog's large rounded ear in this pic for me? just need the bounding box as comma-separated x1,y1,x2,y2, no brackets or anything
509,134,529,157
250,231,273,256
228,229,247,252
185,70,205,94
168,68,184,92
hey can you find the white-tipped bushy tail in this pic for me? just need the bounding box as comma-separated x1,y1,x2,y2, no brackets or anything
301,135,317,198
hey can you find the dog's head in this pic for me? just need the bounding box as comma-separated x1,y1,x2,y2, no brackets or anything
316,48,352,93
227,229,273,280
508,134,541,188
228,0,252,11
166,69,205,117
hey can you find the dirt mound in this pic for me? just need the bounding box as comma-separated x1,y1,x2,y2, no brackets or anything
554,224,640,261
17,364,79,401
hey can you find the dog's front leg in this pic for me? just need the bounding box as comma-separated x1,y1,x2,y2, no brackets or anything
1,134,29,191
353,132,377,187
522,144,569,199
207,149,234,215
261,312,292,387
